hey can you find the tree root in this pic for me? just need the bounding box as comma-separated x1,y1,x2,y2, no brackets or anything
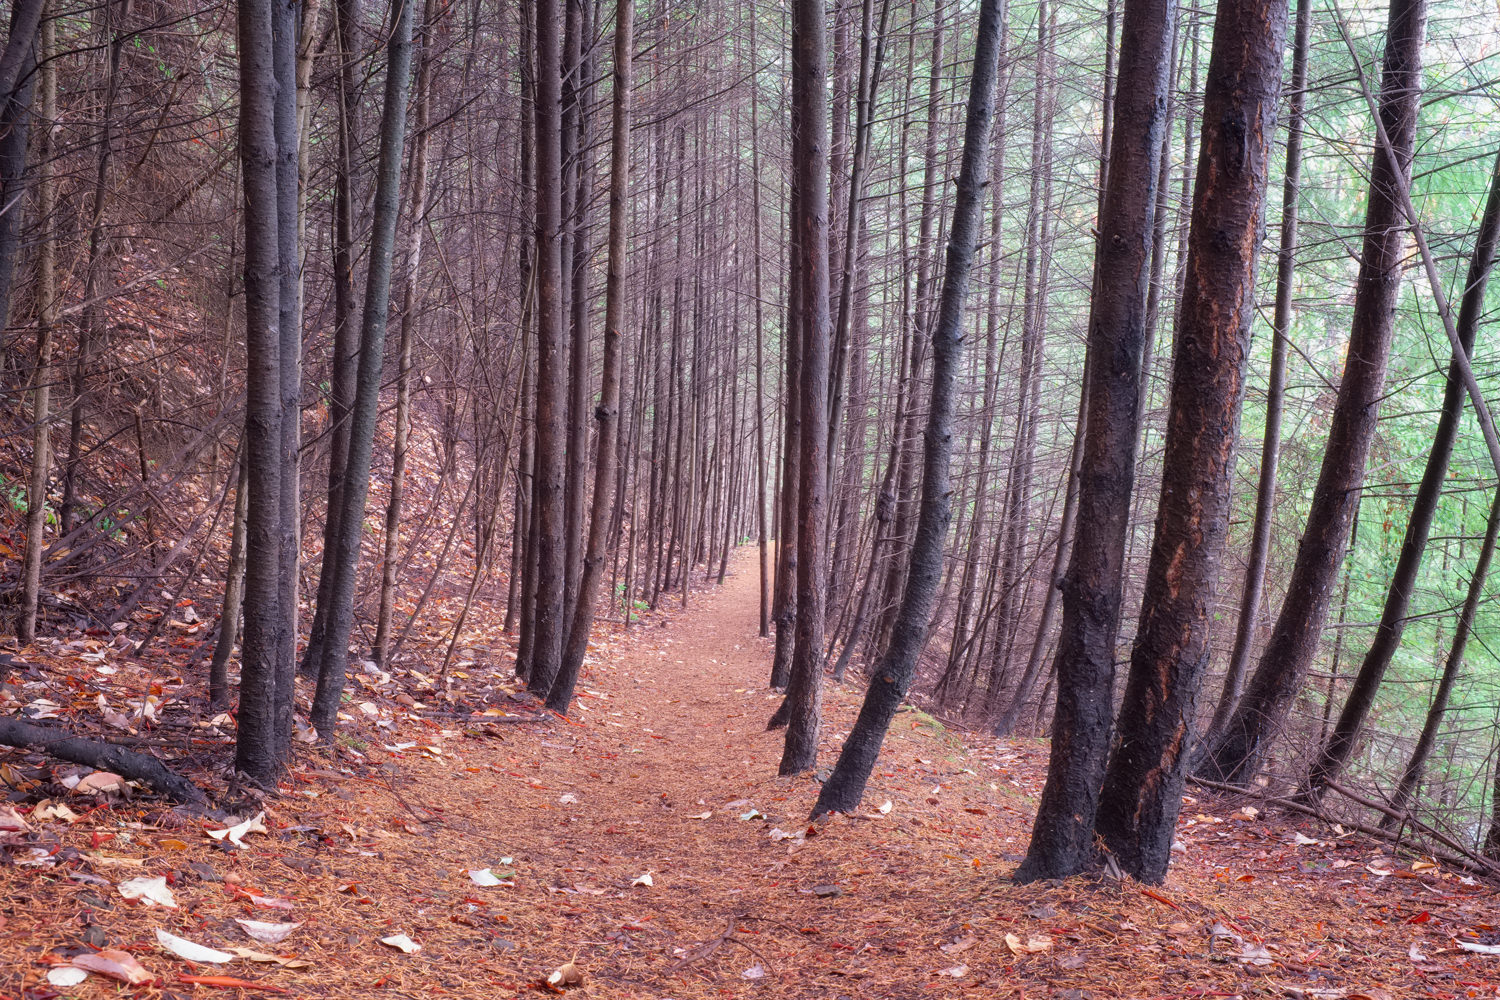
0,716,210,809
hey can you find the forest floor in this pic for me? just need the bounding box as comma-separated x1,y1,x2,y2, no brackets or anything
4,551,1500,1000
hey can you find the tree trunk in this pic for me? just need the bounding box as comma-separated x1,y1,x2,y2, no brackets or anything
1013,0,1175,884
17,8,53,647
525,0,568,696
813,0,1003,816
234,0,287,786
1204,0,1311,745
550,0,632,714
1093,0,1289,884
309,0,415,737
777,0,832,776
210,450,249,710
1197,0,1429,788
0,0,40,334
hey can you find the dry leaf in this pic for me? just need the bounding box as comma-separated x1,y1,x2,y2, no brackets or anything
47,967,89,987
119,876,178,908
234,919,303,944
74,771,126,795
72,949,153,984
1005,932,1052,955
1292,832,1319,846
228,947,312,969
741,964,766,980
155,928,234,964
631,872,653,887
940,934,977,954
938,964,968,977
207,811,268,849
379,933,421,954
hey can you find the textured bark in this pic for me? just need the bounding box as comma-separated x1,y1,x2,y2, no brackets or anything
375,0,439,668
309,0,415,737
1205,0,1311,746
1013,0,1175,884
0,718,207,808
234,0,286,786
777,0,832,776
813,0,1003,816
1093,0,1288,883
1198,0,1428,787
0,0,40,334
303,0,365,677
525,0,568,696
550,0,632,714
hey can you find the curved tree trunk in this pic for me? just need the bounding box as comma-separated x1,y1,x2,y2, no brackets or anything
1197,0,1429,788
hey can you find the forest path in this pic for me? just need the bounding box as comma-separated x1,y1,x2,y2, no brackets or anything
4,550,1497,1000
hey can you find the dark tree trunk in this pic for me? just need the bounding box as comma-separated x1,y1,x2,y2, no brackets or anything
777,0,832,775
1198,0,1429,788
812,0,1003,816
1204,0,1312,746
1013,0,1175,884
210,450,250,710
309,0,415,737
0,0,40,333
303,0,365,677
550,0,632,714
234,0,286,786
1093,0,1289,884
525,0,568,696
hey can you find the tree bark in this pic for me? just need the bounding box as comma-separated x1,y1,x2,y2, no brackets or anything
1198,0,1429,788
550,0,632,714
309,0,415,737
1093,0,1289,883
1204,0,1312,746
813,0,1003,816
1013,0,1175,884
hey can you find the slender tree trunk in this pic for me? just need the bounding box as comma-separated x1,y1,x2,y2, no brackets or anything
777,0,833,776
234,0,286,785
525,0,568,696
17,10,53,647
1093,0,1289,883
375,0,439,667
550,0,632,714
1013,0,1175,884
0,0,40,334
1198,0,1429,787
309,0,415,737
210,450,250,710
1299,124,1500,803
813,0,1003,816
1204,0,1311,745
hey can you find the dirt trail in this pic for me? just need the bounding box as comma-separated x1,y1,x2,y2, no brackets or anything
6,550,1499,1000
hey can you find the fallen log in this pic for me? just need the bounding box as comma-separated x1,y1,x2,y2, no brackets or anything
0,716,209,808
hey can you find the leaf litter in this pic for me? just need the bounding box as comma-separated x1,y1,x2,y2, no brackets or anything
2,552,1500,999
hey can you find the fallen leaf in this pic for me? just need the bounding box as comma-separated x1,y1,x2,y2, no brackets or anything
877,800,892,815
0,804,30,832
207,811,268,850
228,947,313,969
940,934,977,955
1459,940,1500,956
32,800,82,823
741,964,766,980
469,868,514,887
631,872,653,887
1292,832,1319,846
72,949,153,985
1409,941,1428,962
119,876,178,908
379,933,421,954
74,771,126,795
1237,942,1274,966
47,967,89,987
1005,932,1053,955
234,919,303,944
938,964,968,977
689,810,712,820
156,928,234,964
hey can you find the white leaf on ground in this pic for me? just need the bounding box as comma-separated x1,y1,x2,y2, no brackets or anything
155,928,233,963
1292,832,1318,846
1238,942,1274,965
228,947,313,968
1409,941,1429,962
558,793,579,805
32,801,82,823
546,961,584,988
689,810,712,820
877,800,893,815
631,872,653,887
741,963,766,980
234,918,303,944
119,876,177,908
469,868,514,887
74,772,125,795
1459,940,1500,956
207,811,268,849
938,964,968,977
0,804,29,832
940,934,977,955
47,967,89,986
379,933,421,954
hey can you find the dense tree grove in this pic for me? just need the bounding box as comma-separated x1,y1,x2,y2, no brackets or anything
3,0,1500,883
